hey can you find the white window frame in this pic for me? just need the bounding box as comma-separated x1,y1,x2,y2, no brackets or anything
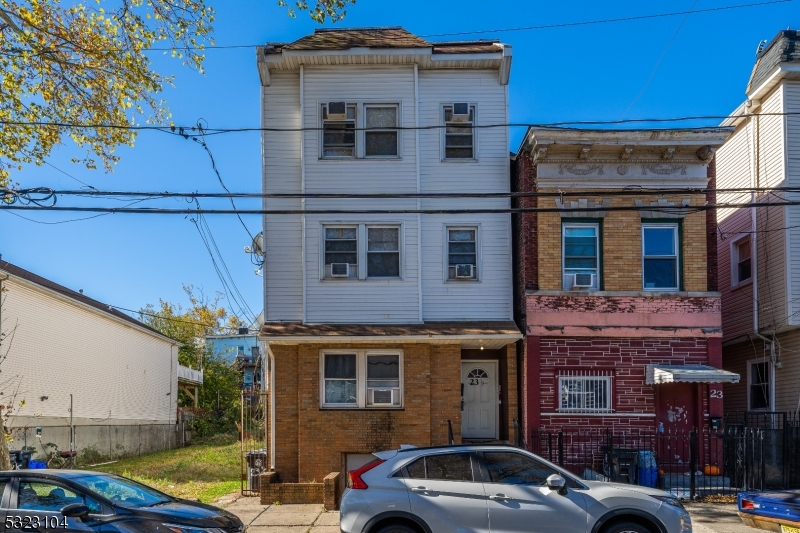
320,349,404,409
363,104,400,159
557,375,613,414
441,103,477,162
320,223,403,281
747,358,773,411
319,101,402,160
562,222,600,290
322,224,359,280
730,234,753,288
320,103,357,159
641,223,680,291
444,225,480,282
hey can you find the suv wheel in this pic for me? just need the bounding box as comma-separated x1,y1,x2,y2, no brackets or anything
603,522,652,533
375,523,417,533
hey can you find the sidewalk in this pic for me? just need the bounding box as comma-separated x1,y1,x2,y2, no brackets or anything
221,498,338,533
220,496,749,533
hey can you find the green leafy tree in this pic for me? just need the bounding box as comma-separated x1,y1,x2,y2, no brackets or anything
139,285,245,436
0,0,355,187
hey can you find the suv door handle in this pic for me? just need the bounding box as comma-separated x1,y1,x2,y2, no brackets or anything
410,486,434,493
489,494,510,500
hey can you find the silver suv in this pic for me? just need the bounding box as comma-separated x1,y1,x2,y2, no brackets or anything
340,445,692,533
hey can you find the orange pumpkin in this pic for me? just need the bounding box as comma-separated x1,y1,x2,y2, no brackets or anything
658,469,665,476
703,465,720,476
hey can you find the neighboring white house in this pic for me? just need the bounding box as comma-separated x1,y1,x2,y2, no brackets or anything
255,27,521,484
0,259,198,458
716,29,800,417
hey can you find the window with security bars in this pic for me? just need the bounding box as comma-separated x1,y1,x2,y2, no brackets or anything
443,105,475,159
558,376,612,413
322,103,356,157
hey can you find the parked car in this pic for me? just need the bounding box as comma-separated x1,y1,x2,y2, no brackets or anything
0,470,244,533
738,490,800,532
340,444,692,533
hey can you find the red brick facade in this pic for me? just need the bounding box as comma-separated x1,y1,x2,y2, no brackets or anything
513,135,726,442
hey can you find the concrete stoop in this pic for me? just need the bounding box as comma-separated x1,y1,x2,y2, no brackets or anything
259,471,341,510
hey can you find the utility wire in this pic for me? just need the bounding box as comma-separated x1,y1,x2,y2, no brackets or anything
619,0,700,119
419,0,792,37
1,112,799,133
7,186,800,201
5,200,800,215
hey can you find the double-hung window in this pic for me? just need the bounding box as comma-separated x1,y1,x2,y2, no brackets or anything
732,236,752,286
562,223,600,290
367,227,400,277
443,104,475,160
447,227,478,280
642,223,679,290
324,226,358,279
748,360,771,410
322,103,356,157
322,224,401,280
321,350,403,408
558,375,612,413
364,105,398,157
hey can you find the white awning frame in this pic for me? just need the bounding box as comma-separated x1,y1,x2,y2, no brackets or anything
646,364,740,385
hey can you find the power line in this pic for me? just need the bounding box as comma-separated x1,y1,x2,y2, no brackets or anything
0,0,785,54
2,112,800,133
7,186,800,201
419,0,792,37
619,0,700,119
4,200,800,215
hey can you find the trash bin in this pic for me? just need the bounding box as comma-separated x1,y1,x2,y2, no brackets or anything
9,450,32,469
246,449,267,491
635,450,658,488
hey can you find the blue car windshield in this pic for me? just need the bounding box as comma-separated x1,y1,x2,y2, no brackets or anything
70,474,173,507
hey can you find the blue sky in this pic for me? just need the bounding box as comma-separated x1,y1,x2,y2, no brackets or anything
1,0,796,324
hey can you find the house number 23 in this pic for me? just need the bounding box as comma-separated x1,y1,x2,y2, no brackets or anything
710,390,723,399
469,379,485,385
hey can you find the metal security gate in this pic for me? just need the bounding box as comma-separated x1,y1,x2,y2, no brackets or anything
240,391,267,496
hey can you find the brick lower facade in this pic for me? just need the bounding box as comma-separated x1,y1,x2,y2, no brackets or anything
266,341,518,487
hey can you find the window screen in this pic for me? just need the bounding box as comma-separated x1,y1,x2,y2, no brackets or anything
365,106,398,157
367,227,400,277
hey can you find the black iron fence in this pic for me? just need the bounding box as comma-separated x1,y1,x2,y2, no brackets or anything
531,414,800,499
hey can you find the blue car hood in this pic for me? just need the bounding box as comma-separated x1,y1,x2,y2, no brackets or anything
739,490,800,522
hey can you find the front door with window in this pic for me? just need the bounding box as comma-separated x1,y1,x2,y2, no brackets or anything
462,362,498,440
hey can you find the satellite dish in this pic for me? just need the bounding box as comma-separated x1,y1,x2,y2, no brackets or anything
251,233,265,256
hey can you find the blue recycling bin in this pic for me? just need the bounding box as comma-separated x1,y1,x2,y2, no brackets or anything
636,450,658,488
9,450,32,469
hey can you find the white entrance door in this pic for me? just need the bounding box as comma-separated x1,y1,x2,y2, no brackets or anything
461,361,498,439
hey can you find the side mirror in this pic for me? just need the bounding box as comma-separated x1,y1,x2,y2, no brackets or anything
60,503,91,520
546,474,567,495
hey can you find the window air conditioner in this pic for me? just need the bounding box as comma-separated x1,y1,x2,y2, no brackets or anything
368,388,399,406
331,263,350,277
455,264,474,279
327,102,348,120
451,102,470,123
572,273,595,289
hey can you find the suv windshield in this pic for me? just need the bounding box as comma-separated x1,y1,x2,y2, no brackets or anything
70,474,173,507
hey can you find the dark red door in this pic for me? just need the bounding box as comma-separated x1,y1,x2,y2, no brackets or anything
655,383,698,478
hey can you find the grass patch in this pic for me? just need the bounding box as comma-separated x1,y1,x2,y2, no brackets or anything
86,434,242,504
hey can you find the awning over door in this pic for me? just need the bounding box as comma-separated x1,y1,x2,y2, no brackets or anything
646,364,740,385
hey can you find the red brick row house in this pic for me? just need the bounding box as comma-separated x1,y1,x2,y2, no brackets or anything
512,128,739,441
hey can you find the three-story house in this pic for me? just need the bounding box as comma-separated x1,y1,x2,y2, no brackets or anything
255,28,521,484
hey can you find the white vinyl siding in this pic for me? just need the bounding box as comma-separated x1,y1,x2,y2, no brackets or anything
418,70,512,321
2,278,177,422
784,82,800,326
262,71,303,321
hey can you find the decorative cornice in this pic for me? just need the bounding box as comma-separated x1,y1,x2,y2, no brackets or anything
696,146,716,163
635,198,692,218
620,146,634,160
555,198,612,218
558,163,603,176
662,147,676,160
641,164,687,176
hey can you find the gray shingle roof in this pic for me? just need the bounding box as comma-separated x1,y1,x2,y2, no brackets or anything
0,259,171,340
747,29,800,95
269,27,502,55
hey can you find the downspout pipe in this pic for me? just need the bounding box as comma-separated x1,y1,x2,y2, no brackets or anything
267,344,276,471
